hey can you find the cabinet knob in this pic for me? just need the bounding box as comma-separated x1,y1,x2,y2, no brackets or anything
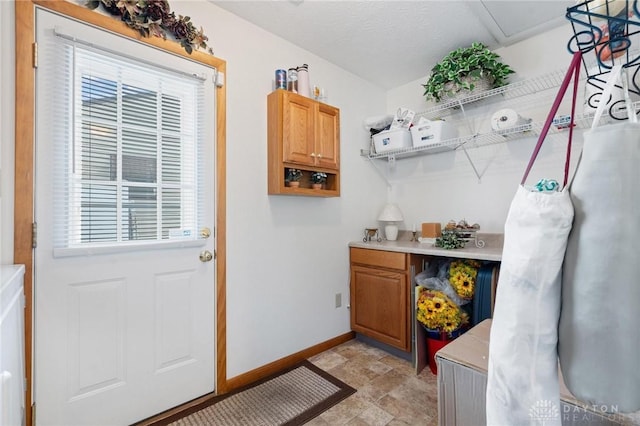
317,153,322,158
310,153,316,157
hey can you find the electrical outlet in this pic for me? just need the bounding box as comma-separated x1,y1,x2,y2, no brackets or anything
335,293,342,308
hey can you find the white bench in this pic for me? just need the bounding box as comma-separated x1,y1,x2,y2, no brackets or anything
435,319,640,426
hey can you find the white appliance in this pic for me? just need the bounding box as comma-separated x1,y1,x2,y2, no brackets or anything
1,265,26,426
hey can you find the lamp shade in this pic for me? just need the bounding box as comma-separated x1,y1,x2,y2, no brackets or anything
378,203,404,222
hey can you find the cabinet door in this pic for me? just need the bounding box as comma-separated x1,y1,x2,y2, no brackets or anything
282,93,315,165
316,103,340,170
350,265,409,351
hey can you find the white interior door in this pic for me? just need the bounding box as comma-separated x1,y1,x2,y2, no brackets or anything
34,9,216,425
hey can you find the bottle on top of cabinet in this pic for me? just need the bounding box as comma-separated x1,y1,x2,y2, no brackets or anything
287,67,298,93
297,64,311,98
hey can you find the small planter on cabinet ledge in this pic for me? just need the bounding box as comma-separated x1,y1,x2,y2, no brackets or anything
285,168,303,188
310,172,327,190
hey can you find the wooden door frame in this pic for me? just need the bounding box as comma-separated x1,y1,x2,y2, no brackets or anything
14,2,228,424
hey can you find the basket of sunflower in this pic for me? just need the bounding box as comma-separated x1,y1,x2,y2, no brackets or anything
416,287,470,374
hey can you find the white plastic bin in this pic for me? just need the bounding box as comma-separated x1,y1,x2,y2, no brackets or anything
410,120,457,148
372,128,412,153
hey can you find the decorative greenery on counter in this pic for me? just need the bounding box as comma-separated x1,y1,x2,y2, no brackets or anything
86,0,213,55
422,42,514,103
435,229,465,250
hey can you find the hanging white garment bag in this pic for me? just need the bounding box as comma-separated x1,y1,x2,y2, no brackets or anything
559,63,640,413
486,52,581,426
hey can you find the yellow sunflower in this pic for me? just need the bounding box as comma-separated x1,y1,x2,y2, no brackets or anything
431,296,446,312
449,260,480,299
416,287,469,332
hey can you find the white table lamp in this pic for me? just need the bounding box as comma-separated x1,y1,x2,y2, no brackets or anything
378,203,404,241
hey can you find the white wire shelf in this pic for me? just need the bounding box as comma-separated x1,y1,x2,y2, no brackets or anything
414,69,568,120
361,106,637,162
361,66,639,183
360,124,534,161
361,69,570,161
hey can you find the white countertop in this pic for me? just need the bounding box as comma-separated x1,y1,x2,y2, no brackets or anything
349,233,503,262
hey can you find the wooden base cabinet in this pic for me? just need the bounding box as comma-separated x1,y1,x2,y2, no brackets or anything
349,248,421,352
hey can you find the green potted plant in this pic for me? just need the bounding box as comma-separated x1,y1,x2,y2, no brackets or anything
422,42,515,103
310,172,327,189
285,168,303,187
435,229,466,250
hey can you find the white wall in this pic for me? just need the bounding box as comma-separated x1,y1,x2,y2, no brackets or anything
172,2,388,377
0,0,589,381
0,0,388,378
384,25,586,233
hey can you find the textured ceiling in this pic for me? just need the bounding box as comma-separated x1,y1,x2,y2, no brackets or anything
211,0,574,89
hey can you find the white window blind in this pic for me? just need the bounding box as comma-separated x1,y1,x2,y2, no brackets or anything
47,34,207,252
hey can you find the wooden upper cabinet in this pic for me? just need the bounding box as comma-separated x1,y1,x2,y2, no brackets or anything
274,90,340,170
316,103,340,169
282,93,316,165
267,90,340,197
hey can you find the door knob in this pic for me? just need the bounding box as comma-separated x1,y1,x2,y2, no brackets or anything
199,250,214,262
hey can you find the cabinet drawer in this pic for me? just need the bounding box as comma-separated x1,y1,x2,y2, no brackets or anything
350,248,407,271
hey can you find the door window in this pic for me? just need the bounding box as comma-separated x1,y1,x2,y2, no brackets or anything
49,39,206,251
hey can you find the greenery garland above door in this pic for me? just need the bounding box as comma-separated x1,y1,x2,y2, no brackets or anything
86,0,213,54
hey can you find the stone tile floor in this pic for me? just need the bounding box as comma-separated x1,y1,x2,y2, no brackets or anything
307,339,439,426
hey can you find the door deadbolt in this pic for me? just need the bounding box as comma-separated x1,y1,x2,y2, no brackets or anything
199,250,214,262
200,227,211,239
